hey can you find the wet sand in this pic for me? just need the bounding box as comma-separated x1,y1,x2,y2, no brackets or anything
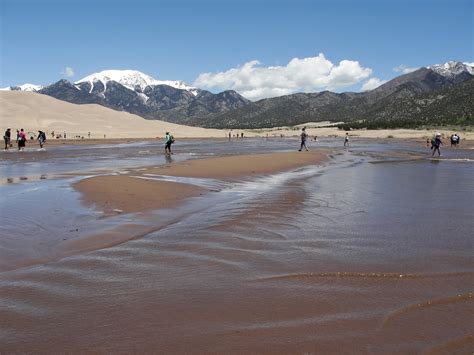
1,139,473,353
74,151,328,215
74,176,204,215
143,151,329,180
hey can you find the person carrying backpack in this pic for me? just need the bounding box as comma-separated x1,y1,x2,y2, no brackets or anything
164,132,175,155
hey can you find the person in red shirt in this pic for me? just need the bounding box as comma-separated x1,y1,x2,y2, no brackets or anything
18,128,27,151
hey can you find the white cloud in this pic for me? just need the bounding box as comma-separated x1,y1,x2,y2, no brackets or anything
61,67,75,77
463,62,474,67
193,53,372,100
361,77,387,91
393,64,418,74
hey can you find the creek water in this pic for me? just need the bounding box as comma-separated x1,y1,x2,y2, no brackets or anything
1,138,473,353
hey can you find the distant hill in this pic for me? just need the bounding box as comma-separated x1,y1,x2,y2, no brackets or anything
343,77,474,129
196,61,474,129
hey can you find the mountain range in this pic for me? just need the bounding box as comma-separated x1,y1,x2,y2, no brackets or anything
2,61,473,129
197,61,474,128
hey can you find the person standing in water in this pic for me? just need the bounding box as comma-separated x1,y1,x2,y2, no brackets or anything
18,128,27,151
4,128,11,150
165,131,175,155
432,133,443,157
344,132,350,147
298,127,309,151
37,130,46,149
450,133,460,147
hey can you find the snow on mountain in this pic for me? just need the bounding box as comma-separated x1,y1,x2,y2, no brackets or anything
1,83,43,92
76,70,197,94
429,61,473,78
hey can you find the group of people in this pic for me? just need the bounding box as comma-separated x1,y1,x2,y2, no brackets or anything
298,127,349,151
427,132,462,157
450,133,460,147
3,128,47,151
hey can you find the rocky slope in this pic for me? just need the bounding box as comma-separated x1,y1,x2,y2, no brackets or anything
199,62,473,128
36,70,250,123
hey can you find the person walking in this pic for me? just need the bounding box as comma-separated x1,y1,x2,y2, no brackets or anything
18,128,27,151
298,127,309,151
37,130,46,149
164,131,175,155
432,133,443,157
344,132,350,147
4,128,11,150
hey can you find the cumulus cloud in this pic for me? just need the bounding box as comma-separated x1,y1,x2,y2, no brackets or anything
61,67,75,77
361,77,387,91
194,53,372,100
393,64,418,74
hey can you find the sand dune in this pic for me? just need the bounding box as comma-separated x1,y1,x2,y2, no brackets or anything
1,91,472,140
0,91,227,138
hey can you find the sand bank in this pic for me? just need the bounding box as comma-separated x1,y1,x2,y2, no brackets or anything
74,151,328,214
74,176,204,215
143,151,328,179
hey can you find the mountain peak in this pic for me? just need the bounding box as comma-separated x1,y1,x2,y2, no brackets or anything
1,83,43,92
76,69,195,92
428,60,473,78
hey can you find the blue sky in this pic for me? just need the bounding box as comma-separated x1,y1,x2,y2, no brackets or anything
1,0,473,99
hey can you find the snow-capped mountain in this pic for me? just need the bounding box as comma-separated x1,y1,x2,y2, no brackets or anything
37,70,250,125
1,83,43,92
76,70,198,95
3,60,471,128
429,61,473,78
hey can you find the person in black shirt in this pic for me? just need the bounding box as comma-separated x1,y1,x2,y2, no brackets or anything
298,127,309,151
4,128,11,150
37,130,47,149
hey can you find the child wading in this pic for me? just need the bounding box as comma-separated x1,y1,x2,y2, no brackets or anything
164,132,175,155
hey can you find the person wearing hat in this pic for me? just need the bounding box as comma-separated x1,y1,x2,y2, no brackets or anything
4,128,11,150
432,132,443,157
